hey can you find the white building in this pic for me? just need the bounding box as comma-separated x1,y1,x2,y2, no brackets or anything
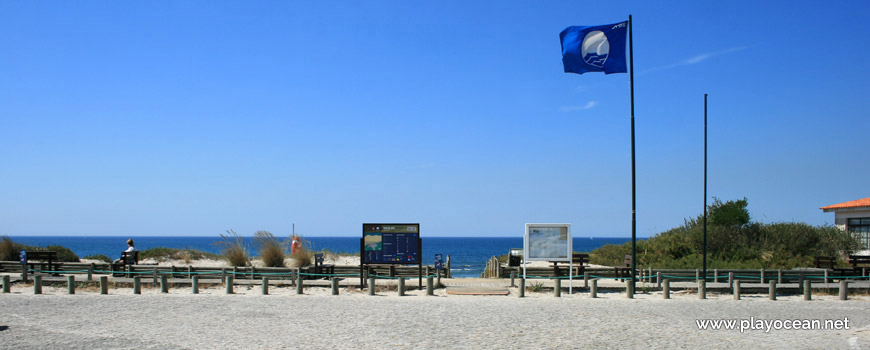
820,197,870,249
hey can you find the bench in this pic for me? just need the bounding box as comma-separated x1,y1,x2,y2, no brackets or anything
848,255,870,276
312,253,334,278
24,251,58,274
614,255,633,281
549,253,588,277
112,251,139,277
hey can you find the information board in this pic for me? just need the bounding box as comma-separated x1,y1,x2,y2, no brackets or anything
524,223,572,262
362,223,420,264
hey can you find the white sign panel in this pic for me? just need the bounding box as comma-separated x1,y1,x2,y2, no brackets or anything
524,223,572,262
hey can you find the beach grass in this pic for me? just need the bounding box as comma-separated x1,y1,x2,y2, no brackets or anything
253,230,286,267
217,230,250,267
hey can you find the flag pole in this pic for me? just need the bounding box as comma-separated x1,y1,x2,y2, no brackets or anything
628,14,636,294
703,94,708,281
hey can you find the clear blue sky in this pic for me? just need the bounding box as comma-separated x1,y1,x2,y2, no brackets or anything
1,1,868,237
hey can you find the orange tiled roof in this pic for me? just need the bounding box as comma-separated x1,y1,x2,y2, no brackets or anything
820,197,870,210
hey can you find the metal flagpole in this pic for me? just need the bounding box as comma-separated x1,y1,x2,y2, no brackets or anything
703,94,708,280
628,15,637,293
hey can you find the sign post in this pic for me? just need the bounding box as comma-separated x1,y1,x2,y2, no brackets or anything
524,223,572,294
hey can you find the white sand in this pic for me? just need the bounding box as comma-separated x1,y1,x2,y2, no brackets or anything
2,280,870,349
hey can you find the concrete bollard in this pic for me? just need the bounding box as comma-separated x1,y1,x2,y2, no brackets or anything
226,276,234,294
262,278,270,295
133,276,141,294
426,276,434,296
34,275,42,295
627,281,634,299
840,280,848,300
769,280,777,301
100,276,108,295
518,278,525,298
160,275,169,293
663,279,670,299
331,278,339,296
733,280,741,300
2,275,10,293
554,279,561,297
698,280,706,300
368,277,376,296
192,276,199,294
804,280,811,301
68,275,75,295
398,277,406,296
590,279,598,298
296,274,303,294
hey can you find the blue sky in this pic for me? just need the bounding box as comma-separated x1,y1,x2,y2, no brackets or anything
1,1,868,237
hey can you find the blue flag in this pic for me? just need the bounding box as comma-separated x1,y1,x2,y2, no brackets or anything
560,21,628,75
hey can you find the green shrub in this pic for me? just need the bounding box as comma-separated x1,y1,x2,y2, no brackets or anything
1,237,80,262
254,231,286,267
83,254,112,263
44,245,80,262
1,236,17,261
139,247,221,262
589,197,860,269
216,230,249,267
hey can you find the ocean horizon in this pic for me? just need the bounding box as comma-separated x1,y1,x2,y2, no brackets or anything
8,235,634,278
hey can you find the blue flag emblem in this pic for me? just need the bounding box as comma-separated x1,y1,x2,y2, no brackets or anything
560,21,628,75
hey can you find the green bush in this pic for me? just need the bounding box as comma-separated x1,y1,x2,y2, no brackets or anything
0,237,80,262
44,245,80,262
83,254,112,263
139,247,220,262
589,197,860,269
0,236,17,261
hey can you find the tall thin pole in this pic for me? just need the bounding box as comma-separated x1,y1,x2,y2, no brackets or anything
628,15,636,290
703,94,708,280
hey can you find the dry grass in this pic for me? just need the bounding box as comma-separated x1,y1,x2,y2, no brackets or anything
217,230,249,267
1,236,18,261
254,231,286,267
288,235,313,268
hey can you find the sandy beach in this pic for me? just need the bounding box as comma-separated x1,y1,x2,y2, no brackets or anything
2,278,869,349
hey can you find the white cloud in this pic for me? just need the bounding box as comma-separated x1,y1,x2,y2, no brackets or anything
560,101,598,112
642,46,750,74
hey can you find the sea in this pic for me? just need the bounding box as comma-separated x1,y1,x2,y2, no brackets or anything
8,236,632,278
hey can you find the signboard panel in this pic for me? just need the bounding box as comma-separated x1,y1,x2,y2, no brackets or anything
524,223,572,262
362,223,420,264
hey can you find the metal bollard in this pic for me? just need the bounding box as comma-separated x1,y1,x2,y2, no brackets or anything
192,276,199,294
368,277,376,296
769,280,777,301
426,276,434,296
100,276,108,295
133,276,141,294
262,278,269,295
590,279,598,298
518,278,525,298
554,279,561,297
34,275,42,295
296,274,303,294
734,280,741,300
68,275,75,295
804,280,811,301
160,275,169,293
698,279,706,299
840,280,848,300
662,279,670,299
398,277,405,296
226,276,234,294
331,278,339,296
2,275,10,293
